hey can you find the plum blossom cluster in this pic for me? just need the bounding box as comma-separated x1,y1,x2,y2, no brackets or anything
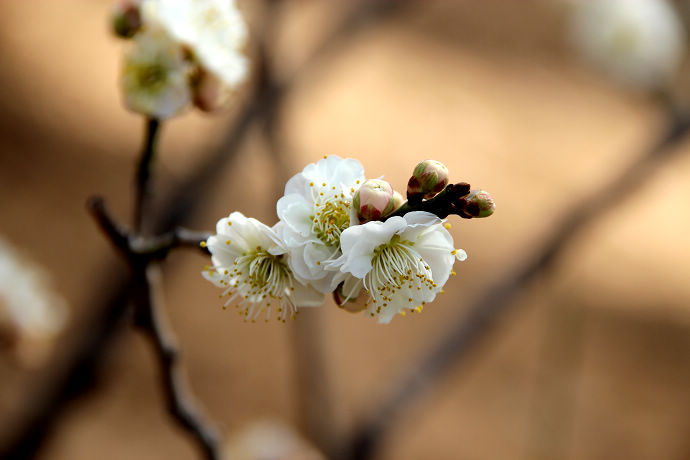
202,157,495,324
111,0,249,118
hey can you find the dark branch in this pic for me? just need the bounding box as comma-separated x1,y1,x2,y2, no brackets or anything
87,196,210,260
134,265,220,460
337,108,690,460
385,182,472,220
134,118,161,232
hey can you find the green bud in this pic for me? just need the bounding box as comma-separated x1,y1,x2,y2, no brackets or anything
407,160,449,202
464,189,495,218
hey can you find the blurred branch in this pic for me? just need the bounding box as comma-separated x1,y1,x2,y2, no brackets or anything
337,107,690,460
88,196,209,258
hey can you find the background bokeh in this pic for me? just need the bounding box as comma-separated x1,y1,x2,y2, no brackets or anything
1,1,690,459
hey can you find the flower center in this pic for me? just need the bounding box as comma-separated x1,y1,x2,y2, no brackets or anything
217,248,297,322
235,250,293,300
364,235,437,316
137,63,168,91
311,195,351,246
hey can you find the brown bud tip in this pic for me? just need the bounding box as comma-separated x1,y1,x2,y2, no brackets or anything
111,0,142,38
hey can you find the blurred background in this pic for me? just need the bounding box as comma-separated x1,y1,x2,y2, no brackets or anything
1,1,690,459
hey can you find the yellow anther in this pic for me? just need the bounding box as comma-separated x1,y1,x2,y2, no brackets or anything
310,182,314,186
200,241,207,248
444,223,451,229
226,240,231,245
451,271,456,276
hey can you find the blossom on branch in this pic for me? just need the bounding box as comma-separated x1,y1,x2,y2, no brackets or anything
328,212,466,324
203,212,324,322
277,156,366,294
203,157,491,324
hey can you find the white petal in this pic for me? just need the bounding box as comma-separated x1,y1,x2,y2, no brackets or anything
292,282,325,308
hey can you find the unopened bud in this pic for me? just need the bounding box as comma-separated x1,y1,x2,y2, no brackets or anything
407,160,449,202
333,282,367,313
463,189,495,218
111,0,142,38
353,179,396,223
391,191,405,210
193,70,230,112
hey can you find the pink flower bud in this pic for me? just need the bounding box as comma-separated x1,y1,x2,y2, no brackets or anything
111,0,142,39
407,160,449,202
193,70,230,112
464,189,495,218
353,179,396,223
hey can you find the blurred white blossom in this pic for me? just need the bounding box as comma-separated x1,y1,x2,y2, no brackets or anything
122,26,193,119
203,212,324,322
0,236,68,366
142,0,249,87
223,420,325,460
570,0,686,90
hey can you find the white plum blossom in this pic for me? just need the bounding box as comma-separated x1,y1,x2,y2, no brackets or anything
328,212,466,324
142,0,249,88
570,0,686,90
277,156,366,293
203,212,324,322
122,26,192,118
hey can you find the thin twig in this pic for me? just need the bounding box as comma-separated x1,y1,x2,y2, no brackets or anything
337,108,690,460
134,117,161,232
87,196,210,258
134,264,220,460
93,157,221,458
